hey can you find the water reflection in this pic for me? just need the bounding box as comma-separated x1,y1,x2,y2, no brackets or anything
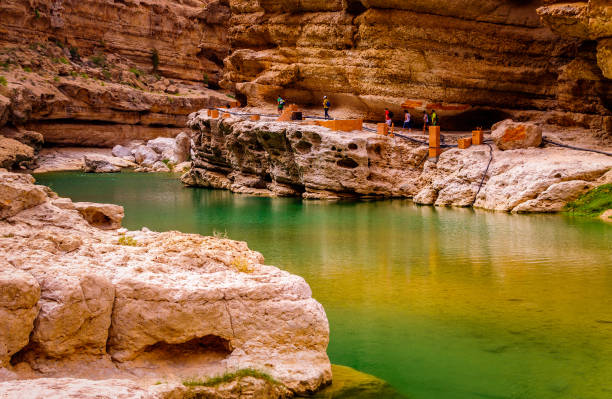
35,172,612,399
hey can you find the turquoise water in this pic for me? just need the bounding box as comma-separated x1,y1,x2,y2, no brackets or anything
36,172,612,399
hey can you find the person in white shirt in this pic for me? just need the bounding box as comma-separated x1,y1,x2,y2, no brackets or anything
403,110,412,133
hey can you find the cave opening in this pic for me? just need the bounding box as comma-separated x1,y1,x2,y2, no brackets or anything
345,0,367,17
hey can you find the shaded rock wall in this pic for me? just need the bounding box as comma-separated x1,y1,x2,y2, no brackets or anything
222,0,611,131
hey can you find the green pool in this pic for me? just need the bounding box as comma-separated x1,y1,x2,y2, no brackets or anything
35,172,612,399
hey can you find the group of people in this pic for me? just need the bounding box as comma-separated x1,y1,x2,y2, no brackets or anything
276,95,332,120
277,95,439,133
385,108,438,133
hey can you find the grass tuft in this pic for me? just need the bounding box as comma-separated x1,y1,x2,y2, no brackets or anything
117,234,139,246
183,369,278,388
0,76,7,86
564,184,612,218
231,256,253,273
129,67,143,78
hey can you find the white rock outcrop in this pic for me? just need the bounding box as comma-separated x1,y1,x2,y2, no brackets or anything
0,170,331,397
184,112,612,213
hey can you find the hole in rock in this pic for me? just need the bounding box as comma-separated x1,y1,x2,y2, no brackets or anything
443,108,513,131
348,143,358,150
139,335,232,364
337,158,359,169
345,0,367,16
235,91,247,107
296,140,313,154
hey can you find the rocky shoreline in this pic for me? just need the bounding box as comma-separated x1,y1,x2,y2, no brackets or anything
182,111,612,214
0,169,331,398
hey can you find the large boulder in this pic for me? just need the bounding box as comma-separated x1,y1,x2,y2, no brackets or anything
82,156,121,173
491,120,542,150
173,132,191,163
73,202,124,230
146,137,176,155
0,171,47,219
0,263,40,367
133,145,160,167
0,136,35,170
111,145,133,159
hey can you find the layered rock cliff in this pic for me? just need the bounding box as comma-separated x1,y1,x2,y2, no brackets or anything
222,0,611,132
0,0,233,147
0,169,331,398
183,111,612,212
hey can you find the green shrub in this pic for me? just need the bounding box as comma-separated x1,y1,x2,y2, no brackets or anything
80,72,88,79
102,69,111,80
151,49,159,71
212,229,228,239
202,73,208,86
183,369,278,388
161,159,175,170
59,57,69,64
34,8,40,18
117,234,139,246
69,47,80,60
90,54,106,67
22,66,32,72
70,71,78,77
53,76,59,82
0,76,7,86
564,184,612,218
129,67,143,78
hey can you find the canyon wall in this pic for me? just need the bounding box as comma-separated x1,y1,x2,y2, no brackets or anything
222,0,611,132
0,0,233,146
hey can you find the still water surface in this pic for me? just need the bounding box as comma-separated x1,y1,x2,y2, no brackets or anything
36,172,612,399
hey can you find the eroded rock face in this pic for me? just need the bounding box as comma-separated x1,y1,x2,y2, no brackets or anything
221,0,611,131
185,113,612,212
82,156,121,173
73,202,124,230
0,136,35,170
0,170,331,396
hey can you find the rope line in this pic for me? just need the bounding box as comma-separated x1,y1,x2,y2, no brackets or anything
542,138,612,157
471,143,494,206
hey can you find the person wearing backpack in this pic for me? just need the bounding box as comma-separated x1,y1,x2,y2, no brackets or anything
323,96,331,120
277,96,285,114
386,108,394,127
431,109,438,126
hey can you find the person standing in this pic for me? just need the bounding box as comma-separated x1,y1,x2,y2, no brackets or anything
422,111,429,134
323,96,331,120
431,109,438,126
403,110,412,132
277,96,285,114
385,108,394,127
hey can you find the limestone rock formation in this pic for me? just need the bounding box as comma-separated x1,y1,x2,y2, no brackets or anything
491,120,543,150
221,0,611,132
73,202,124,230
0,136,35,170
0,170,331,397
134,145,161,168
185,112,612,212
82,156,121,173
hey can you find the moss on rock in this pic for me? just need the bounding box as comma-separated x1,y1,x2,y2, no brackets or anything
312,365,409,399
564,184,612,218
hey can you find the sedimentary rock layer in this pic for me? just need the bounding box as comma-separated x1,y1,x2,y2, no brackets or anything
183,112,612,212
222,0,611,131
0,169,331,397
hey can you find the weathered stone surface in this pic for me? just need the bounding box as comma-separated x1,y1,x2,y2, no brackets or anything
0,129,44,152
134,145,160,167
0,262,40,367
0,171,331,396
0,136,35,170
82,156,121,173
174,132,192,163
0,171,47,219
147,138,176,155
491,120,542,150
111,145,133,159
513,180,593,213
34,148,136,173
186,113,612,213
73,202,124,230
